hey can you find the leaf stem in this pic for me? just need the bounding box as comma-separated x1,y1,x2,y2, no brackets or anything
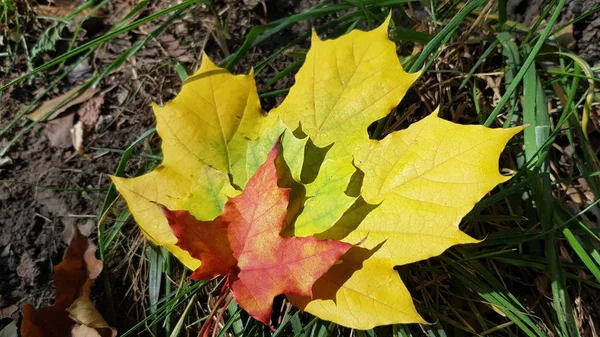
198,283,231,337
212,296,234,337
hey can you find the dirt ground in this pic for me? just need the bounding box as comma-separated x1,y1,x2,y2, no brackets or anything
1,0,600,333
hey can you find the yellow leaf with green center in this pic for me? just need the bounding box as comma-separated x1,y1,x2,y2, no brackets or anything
273,20,520,327
289,111,521,328
111,55,281,269
271,17,419,234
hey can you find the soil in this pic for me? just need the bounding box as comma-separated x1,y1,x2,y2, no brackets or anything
1,0,600,334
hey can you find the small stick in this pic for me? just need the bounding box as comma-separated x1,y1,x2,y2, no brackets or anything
212,295,234,337
198,287,230,337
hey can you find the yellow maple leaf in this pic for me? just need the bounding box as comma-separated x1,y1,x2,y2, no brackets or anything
272,17,419,236
287,110,520,328
275,20,520,328
111,55,282,269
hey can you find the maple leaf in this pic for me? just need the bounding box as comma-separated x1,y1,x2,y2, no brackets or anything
20,226,116,337
272,18,420,237
275,20,521,329
160,144,352,325
112,16,520,330
111,55,283,269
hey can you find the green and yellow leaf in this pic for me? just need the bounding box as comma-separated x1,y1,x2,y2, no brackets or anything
271,17,420,235
273,18,519,328
111,55,281,269
290,111,520,328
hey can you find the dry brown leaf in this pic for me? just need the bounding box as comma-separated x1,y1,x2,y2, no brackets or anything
27,86,98,122
45,113,75,148
0,156,12,168
243,0,265,10
33,5,101,20
16,253,38,286
104,0,142,25
483,75,503,106
71,94,104,153
68,298,116,337
159,34,192,62
0,305,18,320
553,24,575,49
20,226,113,337
78,95,104,132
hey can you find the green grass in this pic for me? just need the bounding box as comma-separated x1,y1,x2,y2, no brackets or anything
2,0,600,336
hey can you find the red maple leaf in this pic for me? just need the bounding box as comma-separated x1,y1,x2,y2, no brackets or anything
160,144,352,325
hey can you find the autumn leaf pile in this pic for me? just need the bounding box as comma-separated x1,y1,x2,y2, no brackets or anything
112,18,520,329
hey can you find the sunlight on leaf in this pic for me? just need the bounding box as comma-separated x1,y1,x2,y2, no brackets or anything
111,55,281,269
289,110,520,328
271,16,420,236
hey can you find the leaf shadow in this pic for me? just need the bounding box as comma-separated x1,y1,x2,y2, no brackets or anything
314,196,378,241
289,241,385,308
288,196,384,306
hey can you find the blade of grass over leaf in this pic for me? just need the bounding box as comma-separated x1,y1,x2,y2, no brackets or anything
147,244,163,315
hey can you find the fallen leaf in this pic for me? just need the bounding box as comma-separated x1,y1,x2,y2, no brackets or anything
16,252,38,286
552,24,575,49
33,5,102,20
271,17,420,237
45,112,75,148
161,145,352,324
0,156,12,168
0,320,17,337
158,34,192,62
270,18,519,328
0,305,18,320
71,121,84,154
20,226,114,337
78,94,104,132
161,206,236,280
111,55,283,269
288,110,520,328
113,16,520,329
27,86,98,121
243,0,265,9
68,59,92,83
70,95,103,153
68,297,116,337
104,0,142,25
70,325,102,337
